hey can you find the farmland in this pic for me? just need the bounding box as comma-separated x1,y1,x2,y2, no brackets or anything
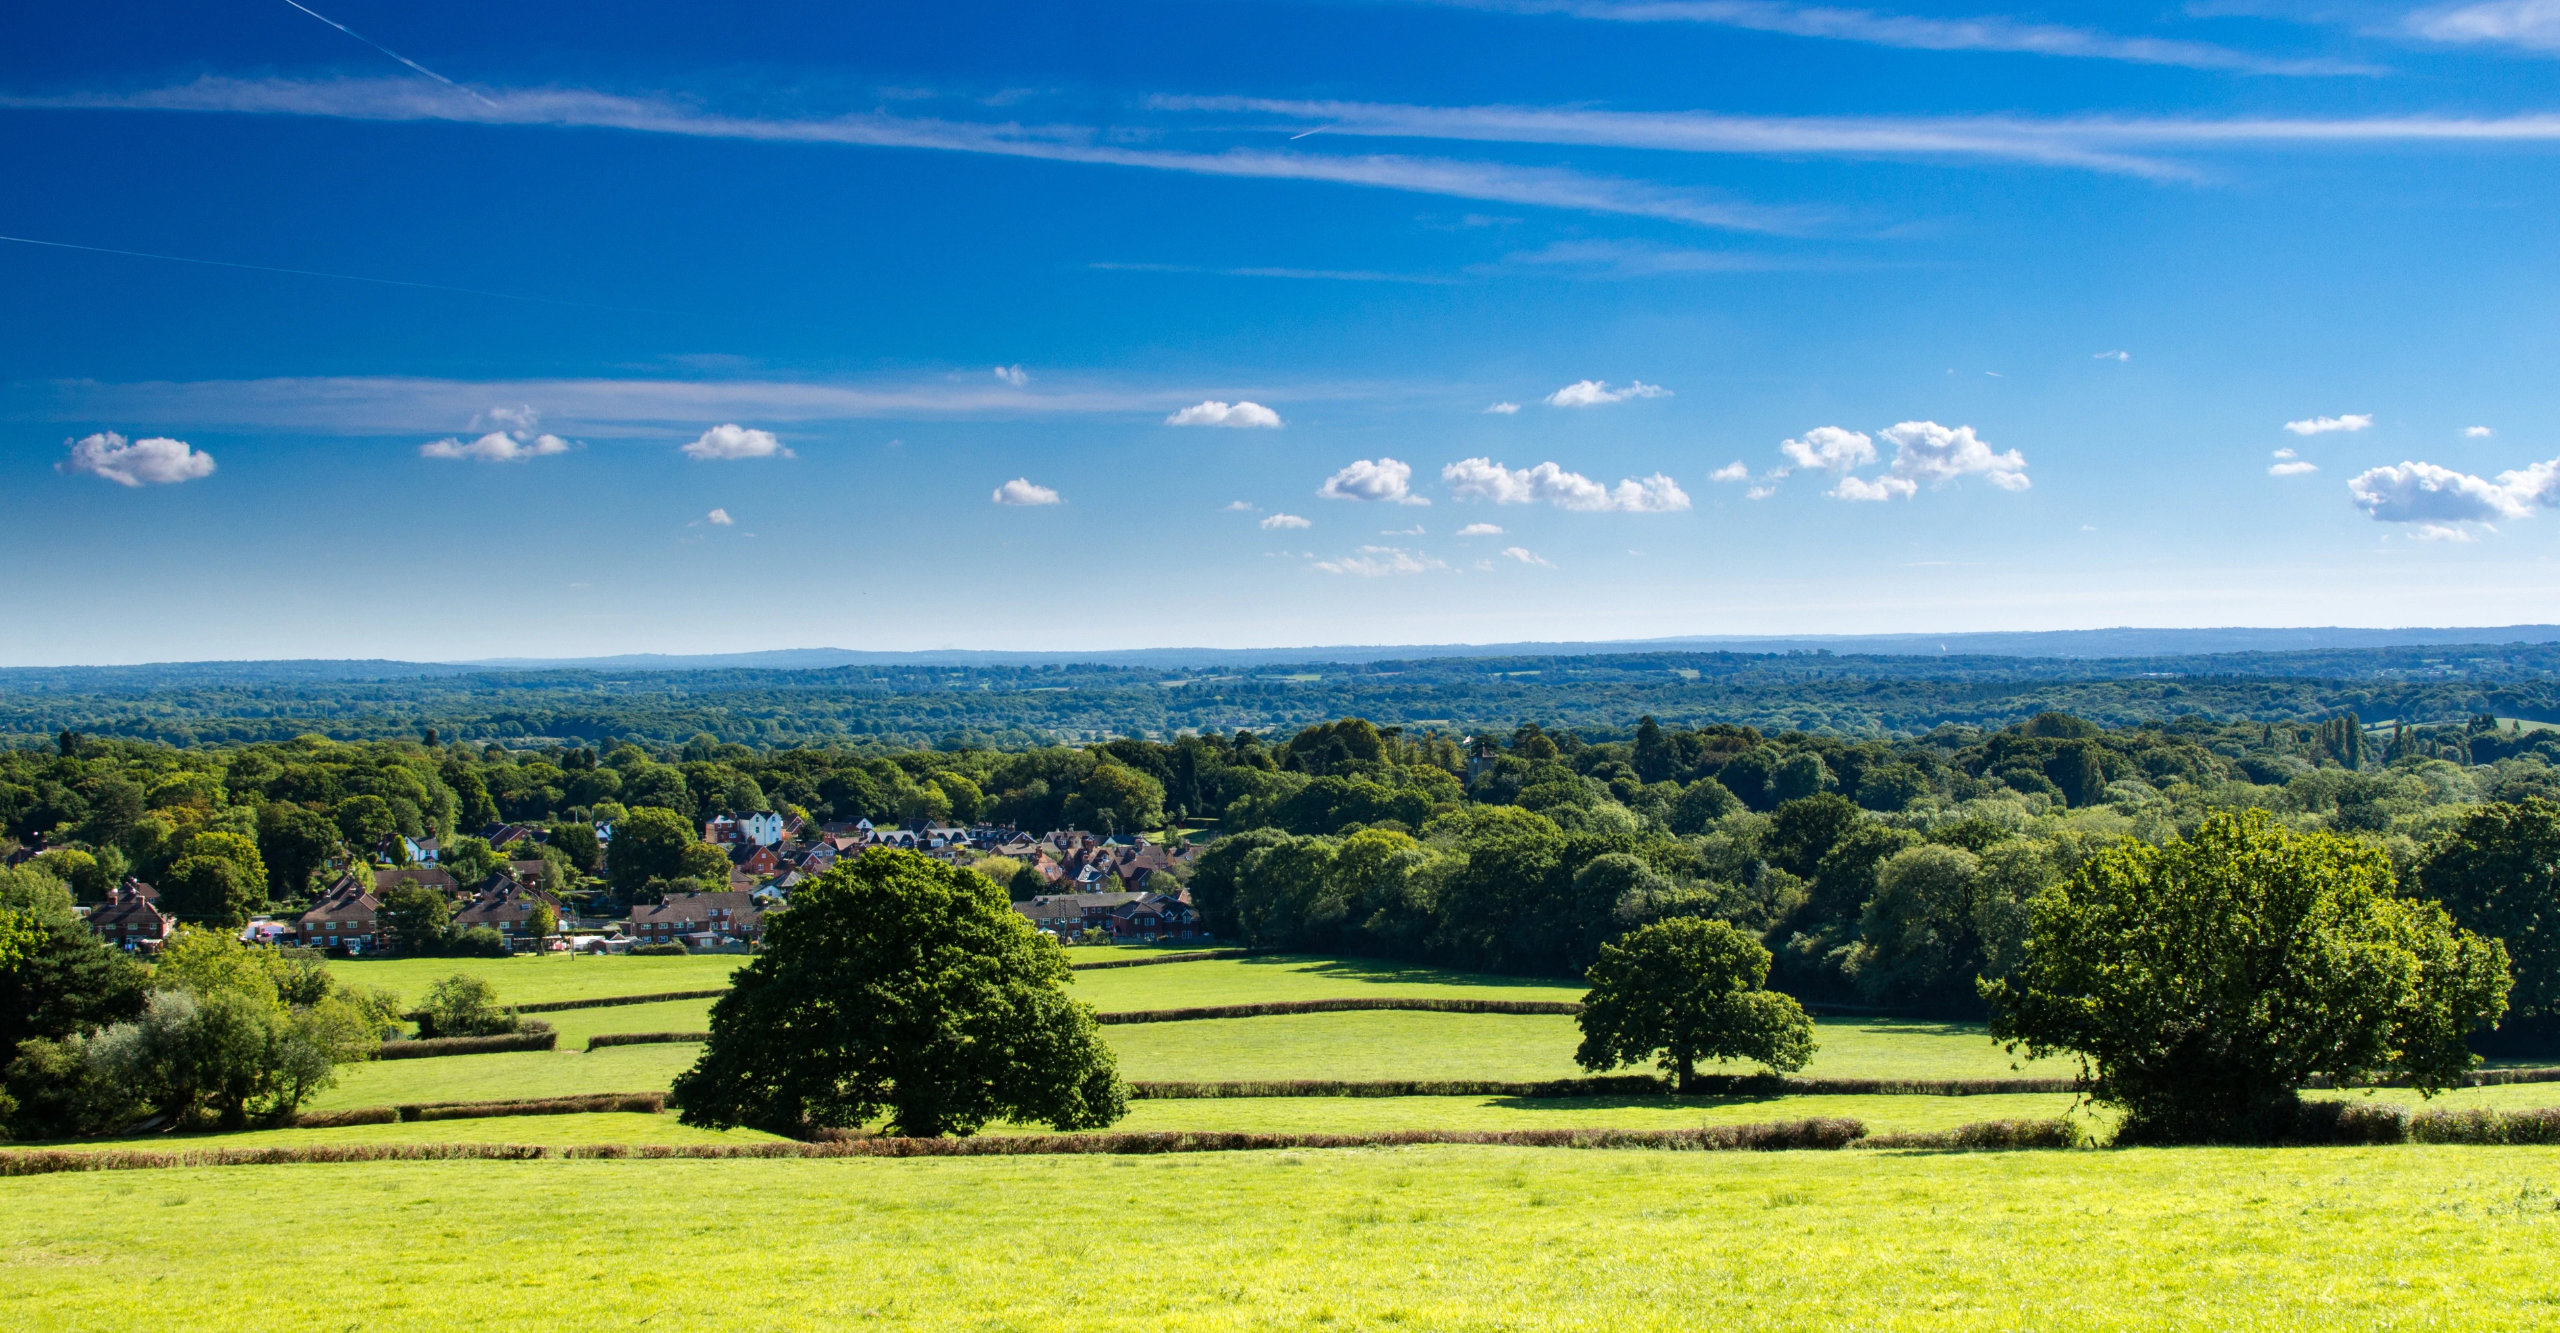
12,1146,2560,1330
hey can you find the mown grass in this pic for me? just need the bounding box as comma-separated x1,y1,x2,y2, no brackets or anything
11,1145,2560,1329
303,1045,701,1110
16,1112,785,1152
1104,1092,2089,1136
1108,1012,2070,1084
325,953,743,1007
1072,953,1588,1009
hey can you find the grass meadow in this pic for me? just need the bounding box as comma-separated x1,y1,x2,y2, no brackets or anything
13,1146,2560,1330
325,952,744,1007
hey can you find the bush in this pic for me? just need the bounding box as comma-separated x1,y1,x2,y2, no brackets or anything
1862,1119,2079,1150
630,942,689,957
375,1025,555,1059
586,1031,709,1050
414,975,520,1039
454,926,510,959
2409,1106,2560,1145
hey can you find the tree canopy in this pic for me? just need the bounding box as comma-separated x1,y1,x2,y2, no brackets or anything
1575,917,1815,1090
1984,810,2511,1142
671,849,1126,1138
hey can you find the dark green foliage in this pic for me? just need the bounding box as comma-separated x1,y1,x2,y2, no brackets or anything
413,974,520,1039
2418,797,2560,1023
159,855,261,927
374,882,452,955
1985,811,2513,1143
374,1028,556,1059
672,849,1127,1138
1764,793,1862,880
255,803,341,901
453,926,509,958
1576,917,1816,1091
630,942,689,956
606,807,730,901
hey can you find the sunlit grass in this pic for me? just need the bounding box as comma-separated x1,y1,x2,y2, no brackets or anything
12,1146,2560,1329
324,953,743,1008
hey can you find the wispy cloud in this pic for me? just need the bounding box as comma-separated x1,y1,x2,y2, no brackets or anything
1435,0,2377,76
419,405,575,461
1459,522,1506,535
1314,545,1448,576
1443,458,1691,511
993,364,1030,387
1501,545,1556,567
1260,512,1313,529
1484,401,1522,414
1089,261,1460,284
14,78,1791,231
1545,379,1672,407
2285,413,2373,435
702,507,734,525
2409,1,2560,52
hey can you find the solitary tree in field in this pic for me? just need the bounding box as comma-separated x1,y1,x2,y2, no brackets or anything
1984,810,2510,1143
1575,917,1815,1091
671,849,1126,1138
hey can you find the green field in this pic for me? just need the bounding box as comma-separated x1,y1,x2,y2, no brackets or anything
12,1146,2560,1329
1071,954,1587,1009
325,953,744,1007
304,1045,702,1110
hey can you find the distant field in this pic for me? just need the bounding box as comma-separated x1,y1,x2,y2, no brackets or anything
1108,1011,2070,1085
305,1045,700,1110
325,954,743,1007
1073,954,1585,1009
12,1146,2560,1329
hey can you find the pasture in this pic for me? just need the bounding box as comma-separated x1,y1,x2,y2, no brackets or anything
11,1145,2560,1329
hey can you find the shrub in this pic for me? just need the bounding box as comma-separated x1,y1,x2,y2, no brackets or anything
454,926,510,959
374,1026,556,1060
585,1032,709,1050
630,942,689,957
414,975,520,1039
1861,1119,2080,1151
2410,1106,2560,1145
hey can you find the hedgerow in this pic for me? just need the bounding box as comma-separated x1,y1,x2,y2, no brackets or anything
1124,1074,2076,1099
373,1027,557,1060
1861,1119,2081,1150
1068,949,1262,971
1096,997,1582,1024
585,1032,709,1051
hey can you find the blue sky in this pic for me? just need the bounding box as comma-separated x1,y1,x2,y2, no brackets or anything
7,1,2560,663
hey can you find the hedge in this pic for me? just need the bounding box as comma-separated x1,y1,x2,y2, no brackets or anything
0,1118,1869,1176
1098,997,1581,1024
287,1093,669,1126
1068,949,1262,971
1861,1119,2082,1150
373,1030,558,1060
1124,1074,2077,1099
586,1032,710,1051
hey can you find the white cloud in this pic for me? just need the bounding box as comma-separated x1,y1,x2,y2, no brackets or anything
1319,458,1426,504
1383,524,1427,536
2409,1,2560,51
683,424,792,459
1544,379,1672,408
2274,448,2297,459
57,431,216,487
1709,460,1751,483
2095,350,2131,362
1780,426,1876,473
1832,474,1919,502
2468,425,2497,437
2415,523,2481,542
1166,399,1283,428
1441,458,1690,512
704,508,734,525
1457,522,1505,536
2284,413,2373,436
993,364,1030,387
992,477,1062,506
1745,485,1777,500
1484,401,1521,415
1879,421,2031,491
2270,461,2320,477
420,407,575,462
2349,458,2560,527
1313,546,1446,577
1223,500,1258,511
1501,546,1555,567
1260,512,1312,529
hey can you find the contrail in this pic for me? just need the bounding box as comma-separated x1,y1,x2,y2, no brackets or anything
279,0,499,108
0,233,670,314
1288,125,1330,140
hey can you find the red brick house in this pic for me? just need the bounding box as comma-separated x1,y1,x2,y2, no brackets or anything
87,879,174,952
298,879,384,953
629,891,766,946
454,882,565,951
1012,891,1147,938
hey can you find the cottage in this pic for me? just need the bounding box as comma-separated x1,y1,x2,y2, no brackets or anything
1107,891,1205,943
374,865,460,896
88,879,173,952
629,891,767,946
454,882,565,950
298,881,384,953
1011,891,1148,939
704,811,786,848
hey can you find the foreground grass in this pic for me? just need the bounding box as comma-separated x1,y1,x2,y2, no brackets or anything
20,1112,785,1151
325,953,743,1007
11,1145,2560,1329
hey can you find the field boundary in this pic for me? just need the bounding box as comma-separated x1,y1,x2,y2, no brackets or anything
587,1032,708,1051
375,1031,557,1060
0,1118,1867,1175
1125,1074,2080,1098
1098,997,1581,1024
290,1093,667,1128
1068,948,1262,971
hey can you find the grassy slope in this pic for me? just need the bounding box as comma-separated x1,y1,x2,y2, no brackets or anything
10,1146,2560,1330
325,954,743,1007
304,1045,701,1110
1072,954,1587,1008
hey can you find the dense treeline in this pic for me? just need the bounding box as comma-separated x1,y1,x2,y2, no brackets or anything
8,642,2560,749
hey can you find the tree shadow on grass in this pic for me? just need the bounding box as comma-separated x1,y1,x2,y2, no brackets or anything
1234,953,1579,992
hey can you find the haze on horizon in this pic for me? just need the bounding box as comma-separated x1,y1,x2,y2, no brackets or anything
6,1,2560,665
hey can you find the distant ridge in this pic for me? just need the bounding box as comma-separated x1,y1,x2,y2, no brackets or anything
455,625,2560,672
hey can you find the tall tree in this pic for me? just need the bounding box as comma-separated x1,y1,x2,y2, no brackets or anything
1575,917,1814,1091
672,850,1125,1138
2418,797,2560,1027
1985,810,2510,1143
